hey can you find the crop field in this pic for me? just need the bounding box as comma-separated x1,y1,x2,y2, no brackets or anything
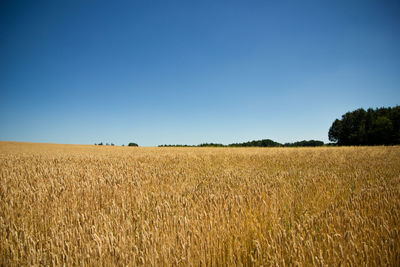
1,142,400,266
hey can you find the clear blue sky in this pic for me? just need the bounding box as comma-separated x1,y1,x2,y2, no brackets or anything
1,0,399,146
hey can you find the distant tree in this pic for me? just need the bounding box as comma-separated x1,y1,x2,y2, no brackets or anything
328,106,400,145
284,140,324,147
229,139,281,147
98,142,103,146
198,143,225,147
157,139,325,148
128,142,138,147
328,119,342,144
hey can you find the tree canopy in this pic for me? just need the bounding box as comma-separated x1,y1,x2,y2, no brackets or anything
328,106,400,145
128,143,139,147
283,140,324,147
229,139,281,147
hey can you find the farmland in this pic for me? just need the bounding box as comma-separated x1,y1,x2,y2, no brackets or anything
1,142,400,266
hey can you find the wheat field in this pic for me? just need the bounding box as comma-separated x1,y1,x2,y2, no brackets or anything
1,142,400,266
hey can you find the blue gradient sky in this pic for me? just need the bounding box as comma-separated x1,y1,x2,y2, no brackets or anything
1,0,399,146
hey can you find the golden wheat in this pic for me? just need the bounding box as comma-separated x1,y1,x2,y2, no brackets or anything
1,142,400,266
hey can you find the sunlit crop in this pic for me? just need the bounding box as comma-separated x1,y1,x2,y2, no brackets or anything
1,142,399,266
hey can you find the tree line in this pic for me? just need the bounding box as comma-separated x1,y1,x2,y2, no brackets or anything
159,139,325,148
95,142,138,146
95,106,399,148
329,106,400,145
94,142,115,146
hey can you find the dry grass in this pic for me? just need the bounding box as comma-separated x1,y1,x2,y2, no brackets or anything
1,141,400,266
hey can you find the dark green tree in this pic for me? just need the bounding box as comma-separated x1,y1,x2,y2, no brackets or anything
284,140,324,147
328,119,342,144
371,116,393,145
328,106,400,145
128,142,138,147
